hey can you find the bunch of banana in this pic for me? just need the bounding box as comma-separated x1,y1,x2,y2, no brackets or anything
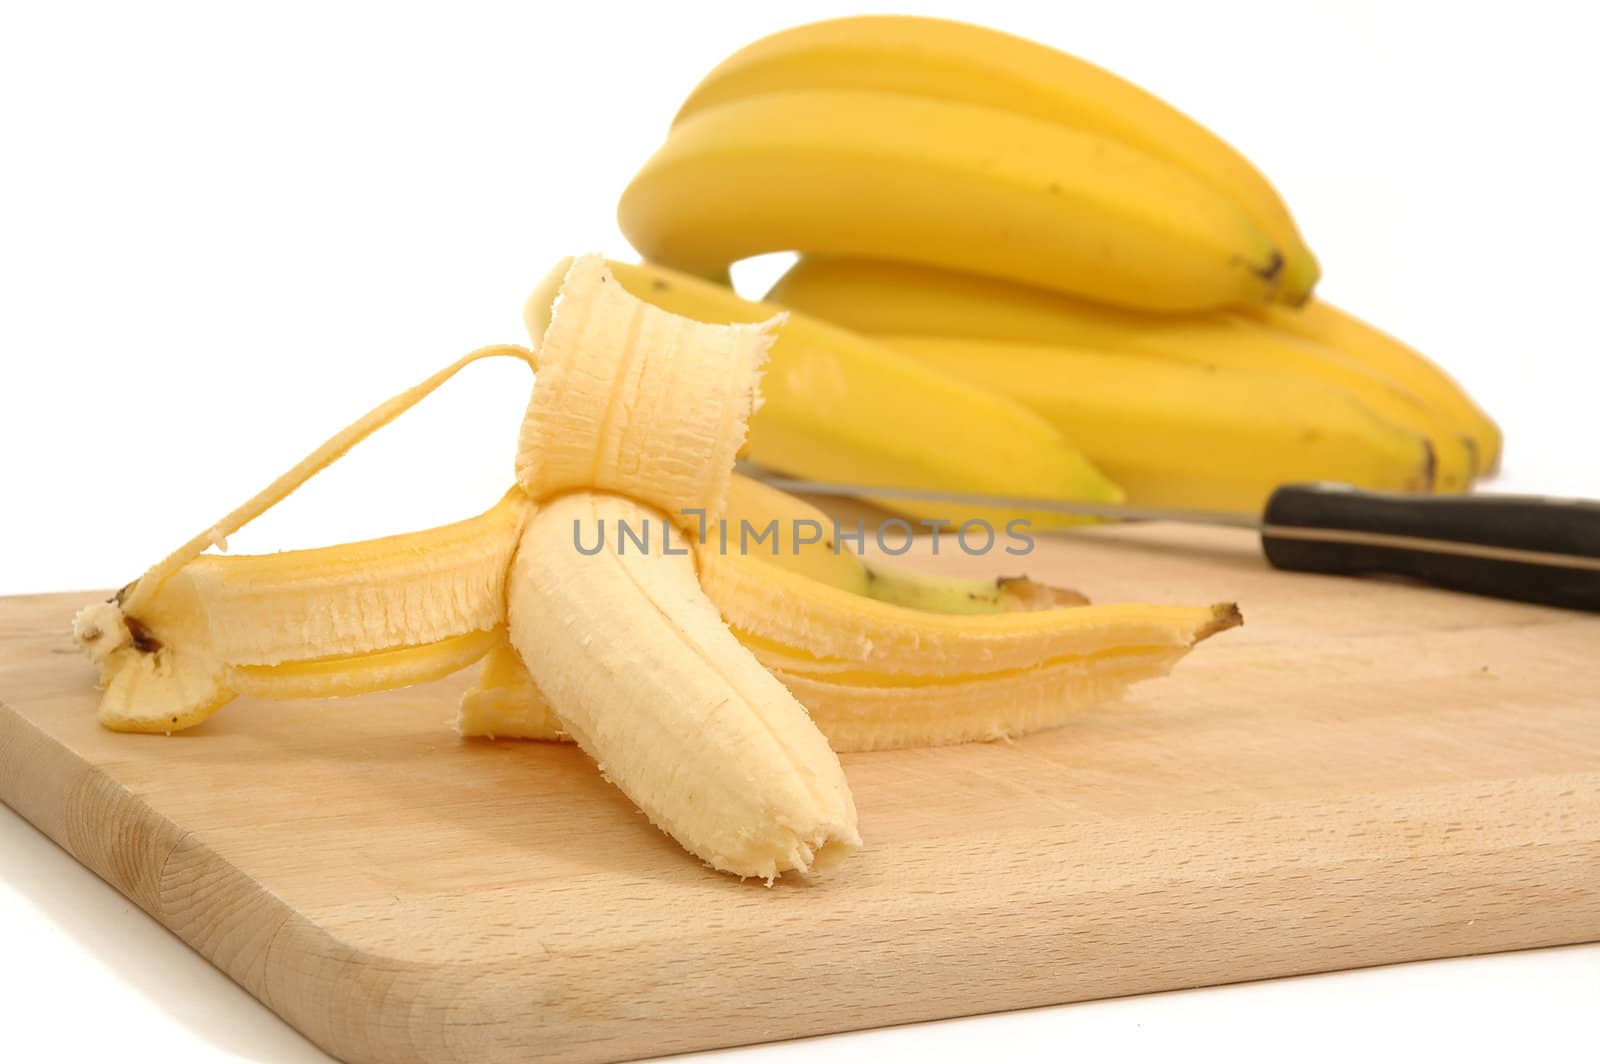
615,15,1499,515
75,256,1238,880
622,15,1315,312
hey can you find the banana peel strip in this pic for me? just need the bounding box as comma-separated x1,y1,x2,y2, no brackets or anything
75,344,536,732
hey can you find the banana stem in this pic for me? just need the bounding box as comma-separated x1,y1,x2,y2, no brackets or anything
123,344,537,616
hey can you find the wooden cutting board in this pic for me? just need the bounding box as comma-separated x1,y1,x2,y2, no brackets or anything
3,524,1598,1064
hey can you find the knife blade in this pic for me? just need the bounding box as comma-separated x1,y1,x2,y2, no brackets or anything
737,466,1600,612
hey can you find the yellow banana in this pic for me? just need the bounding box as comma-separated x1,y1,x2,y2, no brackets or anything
673,14,1318,302
524,257,1124,530
620,91,1290,312
768,257,1474,491
1237,299,1502,474
723,472,869,593
883,335,1435,512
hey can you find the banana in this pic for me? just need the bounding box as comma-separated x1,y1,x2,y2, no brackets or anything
77,254,1241,880
508,255,862,878
724,472,869,594
508,492,861,879
1236,299,1502,475
672,14,1318,303
525,257,1124,530
882,335,1435,512
619,91,1290,312
767,257,1475,492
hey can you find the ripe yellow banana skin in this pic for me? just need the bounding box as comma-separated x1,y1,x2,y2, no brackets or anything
461,550,1237,753
620,91,1288,312
883,334,1435,513
768,257,1473,492
1237,299,1502,475
723,473,870,594
524,257,1124,529
673,14,1318,303
768,649,1193,753
707,561,1237,681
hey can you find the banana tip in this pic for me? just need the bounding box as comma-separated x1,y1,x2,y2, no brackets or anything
1195,602,1244,642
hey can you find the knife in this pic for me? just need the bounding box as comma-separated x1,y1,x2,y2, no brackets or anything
737,467,1600,612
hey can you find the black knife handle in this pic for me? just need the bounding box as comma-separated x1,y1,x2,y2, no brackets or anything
1260,483,1600,611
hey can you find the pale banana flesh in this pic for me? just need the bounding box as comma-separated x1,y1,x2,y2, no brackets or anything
75,255,1240,880
670,14,1319,303
508,492,860,879
767,257,1478,493
621,90,1289,313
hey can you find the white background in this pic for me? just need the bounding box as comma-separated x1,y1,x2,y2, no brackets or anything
2,1,1597,1061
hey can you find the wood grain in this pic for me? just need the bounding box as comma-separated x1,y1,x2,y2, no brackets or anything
2,523,1598,1063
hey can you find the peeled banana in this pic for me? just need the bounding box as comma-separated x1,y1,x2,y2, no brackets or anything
672,14,1318,302
76,255,1240,881
509,491,862,879
767,257,1475,492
